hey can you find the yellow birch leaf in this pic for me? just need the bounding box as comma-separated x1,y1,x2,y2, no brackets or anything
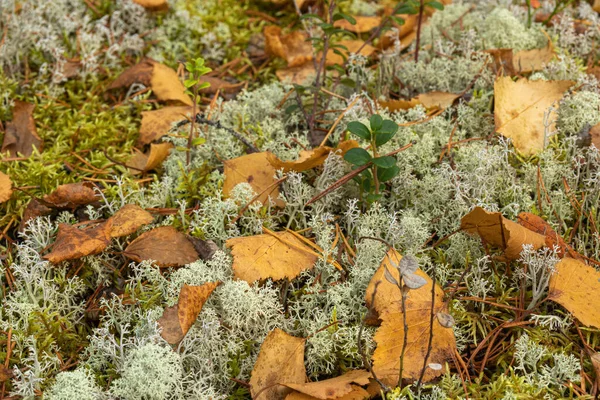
226,231,318,283
0,171,13,203
127,142,173,174
512,34,554,74
334,16,381,33
282,370,371,400
109,204,154,238
494,77,574,155
137,106,193,147
250,328,307,400
548,257,600,329
460,206,546,260
150,63,193,106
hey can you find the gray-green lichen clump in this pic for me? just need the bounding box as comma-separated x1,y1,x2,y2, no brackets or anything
1,0,600,399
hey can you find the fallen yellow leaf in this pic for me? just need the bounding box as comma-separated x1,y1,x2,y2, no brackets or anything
334,15,381,33
266,140,358,172
282,370,371,400
264,26,313,68
127,142,174,174
132,0,168,10
137,106,193,147
494,77,574,155
250,328,307,400
43,222,112,264
285,386,370,400
226,231,317,283
0,171,13,203
109,204,154,238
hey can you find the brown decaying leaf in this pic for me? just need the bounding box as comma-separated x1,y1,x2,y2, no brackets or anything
276,64,317,85
0,364,13,383
1,100,43,157
226,231,318,284
223,152,285,207
494,77,574,155
379,91,459,113
367,249,456,386
250,328,307,400
264,26,313,68
43,182,100,209
123,226,199,267
109,204,154,238
516,212,583,260
108,59,192,105
334,15,381,33
43,222,112,264
549,257,600,329
285,386,370,400
0,171,13,203
158,282,221,344
266,140,358,172
281,370,371,400
19,198,52,232
461,207,546,260
137,106,193,147
127,142,173,174
590,122,600,149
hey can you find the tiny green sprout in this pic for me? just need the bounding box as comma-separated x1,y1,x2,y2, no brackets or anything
344,114,399,203
182,57,212,165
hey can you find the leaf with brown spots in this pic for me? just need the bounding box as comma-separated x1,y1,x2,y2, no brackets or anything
285,386,370,400
334,15,381,33
549,257,600,329
517,212,583,260
123,226,198,267
282,370,371,400
366,249,456,386
250,328,307,400
43,182,100,209
223,152,285,207
43,222,112,263
137,106,193,147
127,142,173,174
264,26,313,67
461,207,547,260
158,282,221,344
109,204,154,238
1,100,42,157
494,77,574,155
226,231,317,284
266,140,358,172
108,59,192,105
0,171,12,203
18,198,52,232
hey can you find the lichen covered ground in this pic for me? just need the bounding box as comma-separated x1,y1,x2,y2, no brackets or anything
1,0,600,399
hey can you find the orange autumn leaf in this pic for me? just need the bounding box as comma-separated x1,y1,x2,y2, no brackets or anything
516,212,583,260
223,152,285,207
367,249,456,386
250,328,307,400
108,59,192,106
158,282,221,344
549,257,600,329
590,122,600,149
322,40,376,66
264,26,313,68
109,204,154,238
461,207,546,260
226,231,317,284
494,77,574,155
380,91,459,113
43,222,112,264
43,182,100,209
285,386,370,400
137,106,193,147
0,171,13,203
123,226,199,267
132,0,168,10
127,142,173,174
334,15,381,33
1,100,43,158
281,370,371,400
266,140,358,172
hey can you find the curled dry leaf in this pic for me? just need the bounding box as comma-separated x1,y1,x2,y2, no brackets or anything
517,212,583,260
109,204,154,238
158,282,221,344
127,142,173,174
461,206,546,260
43,182,100,209
494,77,574,155
19,198,52,232
123,226,199,268
281,370,371,400
137,106,193,147
266,140,358,172
0,171,13,203
548,257,600,329
250,328,307,400
226,231,317,284
1,100,43,157
285,386,370,400
366,249,456,386
43,222,112,264
264,26,313,68
108,59,192,106
334,15,381,33
223,152,285,207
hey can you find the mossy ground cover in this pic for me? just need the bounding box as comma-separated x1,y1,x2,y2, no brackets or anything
1,0,600,399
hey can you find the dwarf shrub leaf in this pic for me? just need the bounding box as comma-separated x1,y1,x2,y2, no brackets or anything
344,148,372,165
347,121,371,140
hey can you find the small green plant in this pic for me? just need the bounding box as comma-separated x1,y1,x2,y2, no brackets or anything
344,115,400,203
183,57,212,165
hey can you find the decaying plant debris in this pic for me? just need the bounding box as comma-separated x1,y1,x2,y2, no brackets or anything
2,0,600,399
